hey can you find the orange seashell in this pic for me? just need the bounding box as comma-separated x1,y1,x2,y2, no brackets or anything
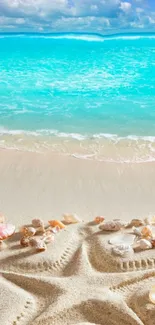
141,225,153,238
94,216,105,224
48,220,65,229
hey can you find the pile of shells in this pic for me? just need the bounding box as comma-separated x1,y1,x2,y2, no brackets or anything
97,216,155,257
19,214,82,253
20,219,63,252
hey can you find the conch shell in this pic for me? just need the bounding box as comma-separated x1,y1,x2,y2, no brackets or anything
138,239,152,250
63,214,81,224
112,244,134,257
99,219,126,232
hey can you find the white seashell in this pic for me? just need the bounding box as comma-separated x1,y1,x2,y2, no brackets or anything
44,234,55,244
112,244,134,257
109,234,136,246
63,213,81,224
100,220,125,232
51,226,60,234
138,239,152,250
132,227,142,237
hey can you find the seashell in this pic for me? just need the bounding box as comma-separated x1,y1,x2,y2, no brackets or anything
0,215,5,223
128,219,144,228
151,239,155,248
29,238,47,251
48,220,65,229
112,244,134,257
20,236,30,247
50,226,60,234
29,238,39,247
36,240,47,252
132,227,142,237
44,234,55,244
99,220,125,232
109,234,136,246
20,226,36,237
138,239,152,250
32,218,44,229
149,286,155,304
0,223,15,240
144,216,155,226
63,213,81,224
94,216,105,224
141,225,153,239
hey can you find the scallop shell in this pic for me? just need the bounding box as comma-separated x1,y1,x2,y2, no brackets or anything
63,214,81,224
112,244,134,257
138,239,152,250
48,220,65,229
0,224,15,240
108,233,136,246
99,220,125,232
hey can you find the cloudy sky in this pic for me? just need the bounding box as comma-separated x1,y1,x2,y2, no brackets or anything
0,0,154,33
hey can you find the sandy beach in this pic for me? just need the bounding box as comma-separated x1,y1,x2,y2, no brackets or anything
0,148,155,325
0,148,155,224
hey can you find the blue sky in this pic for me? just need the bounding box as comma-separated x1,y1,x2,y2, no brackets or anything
0,0,154,33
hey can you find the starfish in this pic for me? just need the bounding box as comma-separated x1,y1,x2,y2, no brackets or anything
0,224,155,325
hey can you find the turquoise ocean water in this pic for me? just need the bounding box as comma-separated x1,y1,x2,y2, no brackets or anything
0,33,155,162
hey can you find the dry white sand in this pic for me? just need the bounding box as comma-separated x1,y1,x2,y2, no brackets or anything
0,149,155,325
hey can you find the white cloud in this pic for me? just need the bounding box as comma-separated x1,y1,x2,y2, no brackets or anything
120,2,131,13
0,0,154,32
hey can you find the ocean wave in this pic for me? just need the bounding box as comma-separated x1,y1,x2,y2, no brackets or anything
1,33,155,42
1,127,155,143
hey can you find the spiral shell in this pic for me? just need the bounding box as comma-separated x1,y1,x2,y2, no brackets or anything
20,236,30,247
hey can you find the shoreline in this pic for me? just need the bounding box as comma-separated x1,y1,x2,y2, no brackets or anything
0,148,155,226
